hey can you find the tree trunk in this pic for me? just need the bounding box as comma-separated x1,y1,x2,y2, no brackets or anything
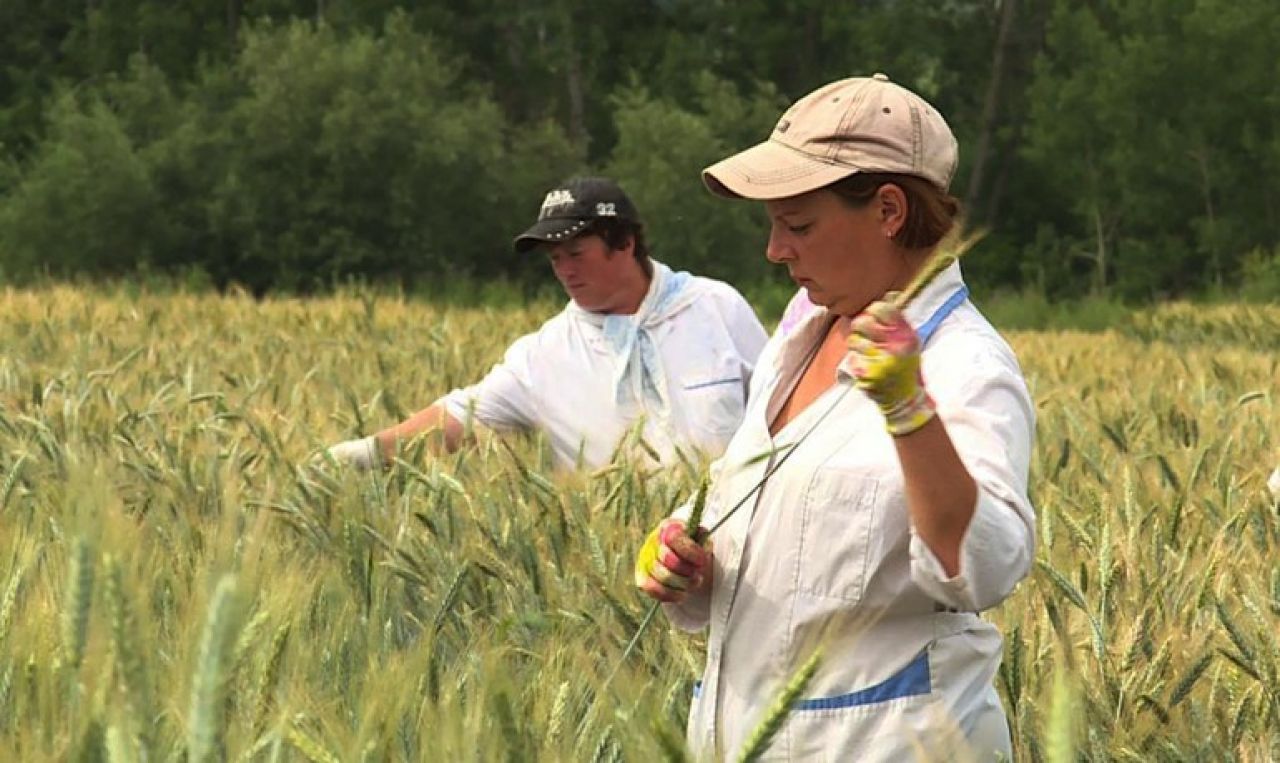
566,54,586,150
1190,144,1220,285
797,11,820,90
965,0,1018,221
985,159,1011,224
559,1,587,152
227,0,242,50
1091,202,1108,294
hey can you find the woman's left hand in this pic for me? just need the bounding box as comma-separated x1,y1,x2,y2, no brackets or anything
847,296,936,436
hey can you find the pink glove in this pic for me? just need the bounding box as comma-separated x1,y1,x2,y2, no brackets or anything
847,297,936,437
634,518,712,604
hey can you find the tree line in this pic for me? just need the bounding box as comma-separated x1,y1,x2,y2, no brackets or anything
0,0,1276,298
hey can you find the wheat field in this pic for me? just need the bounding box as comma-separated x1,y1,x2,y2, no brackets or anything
0,286,1277,761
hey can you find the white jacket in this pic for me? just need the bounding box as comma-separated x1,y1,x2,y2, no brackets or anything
440,261,768,470
666,263,1036,761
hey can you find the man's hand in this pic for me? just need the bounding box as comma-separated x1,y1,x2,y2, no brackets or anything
847,296,935,437
634,518,712,604
321,436,383,470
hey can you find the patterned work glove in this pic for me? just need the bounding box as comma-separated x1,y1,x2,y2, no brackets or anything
634,518,711,603
847,296,936,437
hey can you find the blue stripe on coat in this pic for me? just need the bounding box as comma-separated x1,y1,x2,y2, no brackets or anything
916,286,969,345
684,377,741,391
793,650,931,711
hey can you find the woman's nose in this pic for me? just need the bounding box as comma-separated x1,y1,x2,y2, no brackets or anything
765,227,794,263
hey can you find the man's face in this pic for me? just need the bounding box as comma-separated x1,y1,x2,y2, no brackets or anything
545,233,636,313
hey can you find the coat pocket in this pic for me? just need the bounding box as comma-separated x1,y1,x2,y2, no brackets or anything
795,468,879,604
680,365,746,441
779,648,943,762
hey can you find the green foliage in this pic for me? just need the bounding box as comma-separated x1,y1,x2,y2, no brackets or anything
0,0,1278,296
1240,246,1280,303
0,16,582,292
213,16,511,289
0,92,161,277
1020,0,1280,296
604,75,782,282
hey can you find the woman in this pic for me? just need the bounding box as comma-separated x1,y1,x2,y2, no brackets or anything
635,75,1036,760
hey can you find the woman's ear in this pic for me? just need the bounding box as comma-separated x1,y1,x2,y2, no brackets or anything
877,184,908,238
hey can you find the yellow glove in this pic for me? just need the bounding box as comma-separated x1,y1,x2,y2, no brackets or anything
848,297,936,437
634,518,711,603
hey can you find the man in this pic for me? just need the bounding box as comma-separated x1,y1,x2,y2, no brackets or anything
324,176,768,471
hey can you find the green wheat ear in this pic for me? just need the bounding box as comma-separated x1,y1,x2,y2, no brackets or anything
893,226,988,310
737,648,823,762
685,476,710,538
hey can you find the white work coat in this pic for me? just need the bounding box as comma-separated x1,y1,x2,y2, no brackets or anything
665,263,1036,761
440,261,768,470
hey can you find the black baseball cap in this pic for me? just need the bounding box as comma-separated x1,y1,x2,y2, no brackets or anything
513,176,641,254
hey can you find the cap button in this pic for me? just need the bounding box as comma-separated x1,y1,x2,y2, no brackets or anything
872,72,890,82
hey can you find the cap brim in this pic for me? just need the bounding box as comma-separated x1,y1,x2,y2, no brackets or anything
702,139,859,200
512,217,592,254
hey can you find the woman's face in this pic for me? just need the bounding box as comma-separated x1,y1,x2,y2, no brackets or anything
763,187,909,317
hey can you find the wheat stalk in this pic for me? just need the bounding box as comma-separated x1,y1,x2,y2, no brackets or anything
737,649,823,762
105,723,139,763
104,555,151,749
62,537,94,669
0,453,27,512
1045,667,1076,763
545,680,571,750
188,574,243,763
286,722,343,763
0,560,23,653
892,226,986,310
252,622,291,736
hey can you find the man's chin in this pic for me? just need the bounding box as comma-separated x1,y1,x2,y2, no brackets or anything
570,295,605,312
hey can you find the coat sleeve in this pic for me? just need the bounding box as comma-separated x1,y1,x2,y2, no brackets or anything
438,333,539,432
908,355,1037,613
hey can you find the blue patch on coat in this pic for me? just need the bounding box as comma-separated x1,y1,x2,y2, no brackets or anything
794,650,931,711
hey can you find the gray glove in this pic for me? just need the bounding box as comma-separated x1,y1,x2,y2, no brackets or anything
324,436,382,470
1269,466,1280,500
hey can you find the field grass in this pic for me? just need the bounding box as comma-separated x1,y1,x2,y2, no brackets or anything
0,286,1277,761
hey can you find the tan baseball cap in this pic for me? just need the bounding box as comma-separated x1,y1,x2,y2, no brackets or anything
703,73,958,200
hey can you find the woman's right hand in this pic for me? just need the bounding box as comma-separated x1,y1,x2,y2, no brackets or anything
634,518,712,603
322,436,382,470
